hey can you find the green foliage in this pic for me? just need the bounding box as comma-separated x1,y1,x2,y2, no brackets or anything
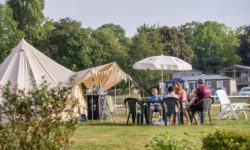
93,24,129,69
0,4,24,63
145,132,198,150
131,24,164,58
202,129,250,150
0,79,79,150
6,0,45,43
191,21,240,73
35,19,56,56
238,25,250,66
160,26,193,63
129,24,167,92
179,21,200,45
98,23,130,45
44,18,95,71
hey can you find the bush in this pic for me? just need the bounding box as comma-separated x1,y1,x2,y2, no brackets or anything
0,80,79,150
145,132,198,150
202,129,250,150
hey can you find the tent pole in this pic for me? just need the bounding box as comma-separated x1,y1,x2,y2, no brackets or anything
114,66,117,105
115,85,117,104
128,79,131,96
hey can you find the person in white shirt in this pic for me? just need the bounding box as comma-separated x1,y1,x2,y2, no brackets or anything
164,86,179,99
163,86,181,124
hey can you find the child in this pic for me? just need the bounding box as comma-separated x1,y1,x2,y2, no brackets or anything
149,88,162,122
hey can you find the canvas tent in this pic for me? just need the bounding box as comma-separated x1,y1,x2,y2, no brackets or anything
76,62,131,91
0,39,86,120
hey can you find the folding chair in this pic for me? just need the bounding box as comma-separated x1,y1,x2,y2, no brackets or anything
216,90,248,119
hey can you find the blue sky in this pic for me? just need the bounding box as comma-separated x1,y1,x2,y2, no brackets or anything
1,0,249,37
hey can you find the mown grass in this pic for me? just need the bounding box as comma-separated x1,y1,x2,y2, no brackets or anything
69,110,250,150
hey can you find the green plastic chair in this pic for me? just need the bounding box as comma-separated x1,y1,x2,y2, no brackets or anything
124,98,144,125
190,97,214,125
162,97,181,126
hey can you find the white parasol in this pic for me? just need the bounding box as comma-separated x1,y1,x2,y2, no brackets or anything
133,54,192,83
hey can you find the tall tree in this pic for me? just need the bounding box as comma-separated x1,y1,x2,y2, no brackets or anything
45,18,97,71
34,19,56,56
6,0,45,44
129,24,166,91
92,25,129,69
191,21,240,73
130,24,164,60
160,26,193,63
98,23,130,46
0,4,24,63
238,25,250,66
179,21,200,45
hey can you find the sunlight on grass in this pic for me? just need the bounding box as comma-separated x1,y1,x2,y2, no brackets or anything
69,110,250,150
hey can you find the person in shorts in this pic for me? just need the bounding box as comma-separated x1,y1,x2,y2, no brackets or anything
173,82,190,124
149,88,162,122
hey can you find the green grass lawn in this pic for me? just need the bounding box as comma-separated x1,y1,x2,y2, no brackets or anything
69,110,250,150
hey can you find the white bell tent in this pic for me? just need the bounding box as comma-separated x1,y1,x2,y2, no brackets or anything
0,39,86,120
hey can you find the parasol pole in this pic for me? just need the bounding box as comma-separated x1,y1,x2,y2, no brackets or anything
161,64,164,83
161,68,163,84
161,65,164,96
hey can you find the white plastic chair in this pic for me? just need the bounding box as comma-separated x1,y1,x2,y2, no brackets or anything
106,95,124,121
216,90,248,119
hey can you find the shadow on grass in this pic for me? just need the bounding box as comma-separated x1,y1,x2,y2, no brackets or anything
79,121,150,127
78,116,250,127
79,121,219,127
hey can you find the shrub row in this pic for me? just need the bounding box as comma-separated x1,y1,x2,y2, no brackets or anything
146,130,250,150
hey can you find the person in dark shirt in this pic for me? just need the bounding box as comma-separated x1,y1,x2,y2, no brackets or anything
185,79,212,111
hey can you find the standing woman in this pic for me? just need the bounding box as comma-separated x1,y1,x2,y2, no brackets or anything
173,82,190,124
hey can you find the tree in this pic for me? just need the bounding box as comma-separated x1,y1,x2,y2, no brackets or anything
34,19,56,57
191,21,240,73
92,24,129,69
130,24,164,61
6,0,45,44
0,4,24,63
160,26,193,63
98,23,130,46
129,24,166,91
45,18,97,71
179,21,200,45
238,25,250,66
